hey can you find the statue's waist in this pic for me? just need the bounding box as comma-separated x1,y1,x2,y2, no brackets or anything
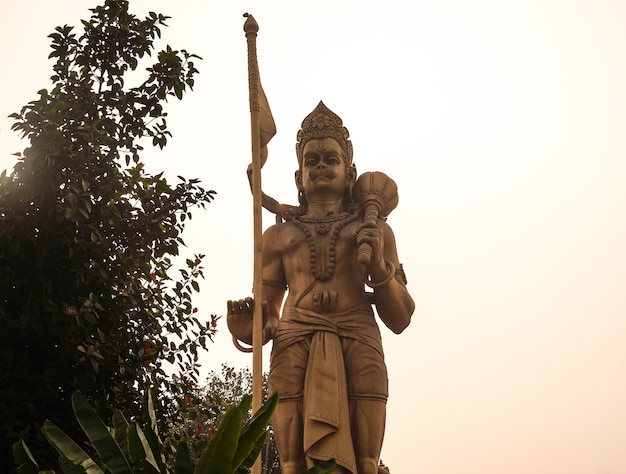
273,305,383,356
277,305,378,338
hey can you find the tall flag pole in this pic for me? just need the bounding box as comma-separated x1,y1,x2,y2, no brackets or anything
243,16,276,474
243,10,263,423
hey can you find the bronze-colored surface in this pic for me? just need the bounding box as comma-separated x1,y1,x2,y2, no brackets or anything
228,103,414,474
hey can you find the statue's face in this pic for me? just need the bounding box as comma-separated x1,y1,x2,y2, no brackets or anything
299,138,348,198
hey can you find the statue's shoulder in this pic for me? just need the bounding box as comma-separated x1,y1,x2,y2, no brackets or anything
263,220,297,241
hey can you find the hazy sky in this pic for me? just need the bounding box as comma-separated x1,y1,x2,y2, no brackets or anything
2,1,625,473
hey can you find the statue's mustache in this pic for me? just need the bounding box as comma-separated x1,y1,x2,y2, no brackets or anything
309,169,337,180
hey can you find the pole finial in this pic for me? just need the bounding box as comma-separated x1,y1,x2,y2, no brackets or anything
243,13,259,34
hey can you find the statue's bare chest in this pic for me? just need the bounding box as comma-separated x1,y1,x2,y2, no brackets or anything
280,213,361,283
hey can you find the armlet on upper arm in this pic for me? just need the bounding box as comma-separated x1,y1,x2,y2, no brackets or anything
395,263,408,285
262,279,287,290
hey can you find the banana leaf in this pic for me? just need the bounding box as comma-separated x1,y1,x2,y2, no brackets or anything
12,440,42,474
42,420,104,474
233,430,267,474
127,423,160,474
141,387,164,471
230,392,278,473
59,456,98,474
111,411,130,461
194,406,243,474
237,394,252,414
173,441,193,474
71,392,132,474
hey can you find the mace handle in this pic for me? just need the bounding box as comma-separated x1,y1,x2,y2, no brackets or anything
357,202,381,265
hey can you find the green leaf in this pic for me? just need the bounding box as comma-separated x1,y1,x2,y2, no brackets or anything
194,406,243,474
42,420,104,474
173,441,193,474
233,431,267,474
127,424,160,474
58,456,91,473
112,411,130,460
141,388,163,469
237,394,252,415
230,392,278,473
12,440,39,474
71,392,133,474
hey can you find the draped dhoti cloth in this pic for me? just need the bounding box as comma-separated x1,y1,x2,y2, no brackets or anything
268,306,388,474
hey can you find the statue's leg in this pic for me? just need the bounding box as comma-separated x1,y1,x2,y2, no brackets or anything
272,400,307,474
342,336,389,474
268,338,310,474
350,399,386,474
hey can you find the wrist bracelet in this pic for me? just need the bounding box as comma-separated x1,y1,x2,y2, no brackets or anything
365,260,396,288
232,335,253,353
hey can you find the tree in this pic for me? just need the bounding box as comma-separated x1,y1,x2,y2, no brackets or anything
0,1,216,470
174,365,281,474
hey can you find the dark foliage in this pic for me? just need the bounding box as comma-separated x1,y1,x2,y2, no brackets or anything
0,1,216,470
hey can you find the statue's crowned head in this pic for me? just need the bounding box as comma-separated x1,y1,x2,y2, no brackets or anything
293,102,358,215
296,101,353,167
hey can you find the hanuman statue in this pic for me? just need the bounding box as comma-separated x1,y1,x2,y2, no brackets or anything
228,102,414,474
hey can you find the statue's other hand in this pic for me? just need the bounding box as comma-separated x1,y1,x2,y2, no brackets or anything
226,297,275,345
227,297,254,345
227,297,255,318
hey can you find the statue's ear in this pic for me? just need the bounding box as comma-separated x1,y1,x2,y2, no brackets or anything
295,170,303,190
346,164,357,183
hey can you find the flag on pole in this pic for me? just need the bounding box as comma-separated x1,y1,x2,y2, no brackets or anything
258,81,276,167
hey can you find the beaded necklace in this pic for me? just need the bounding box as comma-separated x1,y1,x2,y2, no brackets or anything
292,212,359,281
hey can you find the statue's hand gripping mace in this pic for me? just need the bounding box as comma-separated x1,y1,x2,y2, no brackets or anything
353,171,399,265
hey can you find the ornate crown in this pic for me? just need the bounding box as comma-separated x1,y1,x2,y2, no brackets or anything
296,101,353,165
